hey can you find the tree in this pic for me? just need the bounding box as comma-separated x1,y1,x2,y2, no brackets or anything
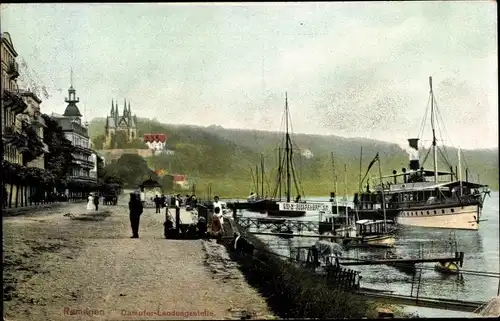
102,131,147,149
102,153,158,188
19,120,45,166
92,134,105,150
42,114,74,182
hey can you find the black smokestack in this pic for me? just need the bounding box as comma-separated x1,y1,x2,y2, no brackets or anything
408,138,420,171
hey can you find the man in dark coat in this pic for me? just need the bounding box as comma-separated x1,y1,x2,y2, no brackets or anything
129,192,144,238
154,195,161,213
93,193,99,211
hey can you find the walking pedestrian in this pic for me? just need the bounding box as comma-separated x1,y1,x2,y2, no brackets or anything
154,195,161,213
86,194,94,211
129,192,144,238
93,193,99,211
212,196,223,225
140,188,145,206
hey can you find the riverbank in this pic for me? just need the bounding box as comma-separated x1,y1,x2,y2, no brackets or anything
3,200,275,320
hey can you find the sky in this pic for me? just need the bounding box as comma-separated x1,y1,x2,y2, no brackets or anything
1,2,497,150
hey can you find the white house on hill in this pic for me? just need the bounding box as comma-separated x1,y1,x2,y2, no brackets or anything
301,149,314,159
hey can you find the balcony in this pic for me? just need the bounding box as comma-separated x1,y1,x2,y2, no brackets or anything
7,61,19,80
71,158,95,169
2,90,27,114
67,175,97,182
73,144,93,155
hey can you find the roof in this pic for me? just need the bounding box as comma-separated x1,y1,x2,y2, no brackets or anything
18,89,42,104
63,103,82,117
1,32,18,57
381,168,452,179
53,117,89,138
413,180,488,191
144,133,167,143
139,179,162,188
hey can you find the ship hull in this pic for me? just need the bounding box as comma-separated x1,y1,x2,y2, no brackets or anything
396,204,480,230
355,208,402,221
245,199,307,217
362,233,396,247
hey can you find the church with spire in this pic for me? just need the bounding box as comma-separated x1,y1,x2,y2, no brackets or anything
103,99,138,149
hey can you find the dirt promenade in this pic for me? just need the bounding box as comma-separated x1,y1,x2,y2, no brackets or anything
3,197,275,320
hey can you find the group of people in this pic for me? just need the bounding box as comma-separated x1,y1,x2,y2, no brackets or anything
86,193,100,211
128,192,229,240
129,192,202,238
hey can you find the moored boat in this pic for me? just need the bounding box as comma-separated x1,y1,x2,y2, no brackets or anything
264,93,308,217
434,261,460,275
355,219,397,248
371,77,489,230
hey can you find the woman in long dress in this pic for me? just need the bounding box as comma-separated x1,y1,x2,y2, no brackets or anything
86,194,94,211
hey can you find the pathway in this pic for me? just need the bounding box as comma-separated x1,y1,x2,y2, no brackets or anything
3,197,275,320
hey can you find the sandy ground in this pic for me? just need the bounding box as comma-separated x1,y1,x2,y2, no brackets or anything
3,197,275,321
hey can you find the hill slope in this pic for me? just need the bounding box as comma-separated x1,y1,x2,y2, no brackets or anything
89,118,498,197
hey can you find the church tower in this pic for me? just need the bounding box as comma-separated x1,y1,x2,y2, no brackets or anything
103,98,138,149
104,100,116,148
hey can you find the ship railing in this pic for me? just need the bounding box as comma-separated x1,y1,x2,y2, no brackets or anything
396,197,480,209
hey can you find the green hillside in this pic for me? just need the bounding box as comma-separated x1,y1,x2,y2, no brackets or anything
89,117,498,198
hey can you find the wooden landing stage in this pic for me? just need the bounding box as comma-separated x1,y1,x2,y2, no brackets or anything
339,252,464,267
236,216,342,234
355,290,484,313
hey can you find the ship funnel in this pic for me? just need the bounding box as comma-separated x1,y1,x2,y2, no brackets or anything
408,138,420,170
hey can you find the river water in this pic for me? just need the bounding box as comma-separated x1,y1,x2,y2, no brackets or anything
236,192,499,317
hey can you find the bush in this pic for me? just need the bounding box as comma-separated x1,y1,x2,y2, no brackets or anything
228,232,370,319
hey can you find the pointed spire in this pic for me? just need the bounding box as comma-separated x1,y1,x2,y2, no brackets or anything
123,98,127,115
128,101,131,114
110,99,114,115
70,67,73,87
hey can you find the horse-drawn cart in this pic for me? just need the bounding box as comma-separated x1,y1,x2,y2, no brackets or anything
100,183,121,205
103,193,118,205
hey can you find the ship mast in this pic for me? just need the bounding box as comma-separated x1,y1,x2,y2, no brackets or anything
285,92,291,203
430,76,438,183
261,153,264,198
278,146,282,201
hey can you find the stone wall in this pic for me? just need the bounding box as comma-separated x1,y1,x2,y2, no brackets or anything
95,149,153,163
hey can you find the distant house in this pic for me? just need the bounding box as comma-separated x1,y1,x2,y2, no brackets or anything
171,174,189,189
301,149,314,159
144,133,167,152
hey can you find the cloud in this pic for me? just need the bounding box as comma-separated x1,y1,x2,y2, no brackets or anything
1,2,497,149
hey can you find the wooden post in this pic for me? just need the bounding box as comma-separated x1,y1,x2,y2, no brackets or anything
175,207,180,233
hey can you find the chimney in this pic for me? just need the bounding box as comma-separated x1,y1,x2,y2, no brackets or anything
408,138,420,171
